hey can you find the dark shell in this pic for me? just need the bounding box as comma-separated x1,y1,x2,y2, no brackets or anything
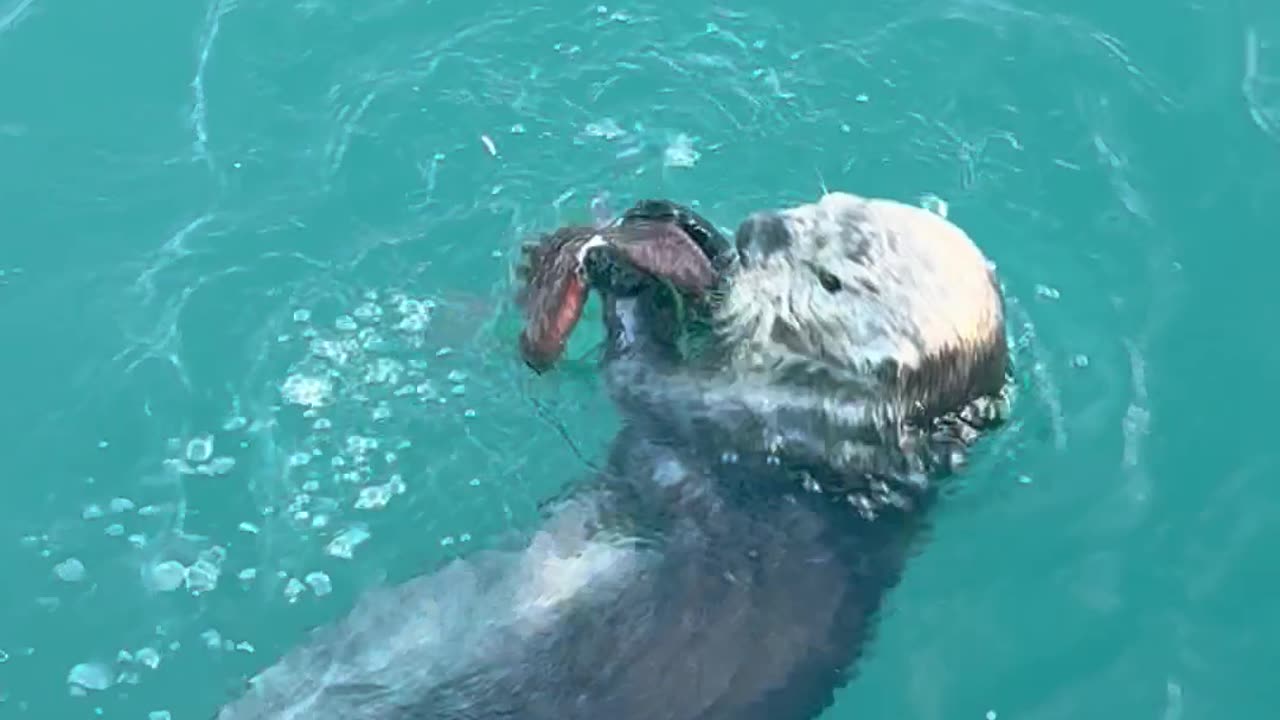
610,220,717,293
619,199,733,273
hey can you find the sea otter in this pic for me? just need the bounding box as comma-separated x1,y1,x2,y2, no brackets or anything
213,191,1010,720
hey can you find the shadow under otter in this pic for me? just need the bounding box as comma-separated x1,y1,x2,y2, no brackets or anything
214,193,1011,720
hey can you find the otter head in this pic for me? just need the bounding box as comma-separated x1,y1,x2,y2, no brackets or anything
713,191,1009,430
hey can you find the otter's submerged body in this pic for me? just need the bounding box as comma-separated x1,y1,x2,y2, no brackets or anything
218,418,929,720
215,192,1009,720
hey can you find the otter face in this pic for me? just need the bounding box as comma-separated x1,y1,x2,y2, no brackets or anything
716,191,1007,417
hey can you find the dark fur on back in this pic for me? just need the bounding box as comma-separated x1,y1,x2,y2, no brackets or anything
213,194,1009,720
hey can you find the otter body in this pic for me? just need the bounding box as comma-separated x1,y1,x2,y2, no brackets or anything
215,192,1009,720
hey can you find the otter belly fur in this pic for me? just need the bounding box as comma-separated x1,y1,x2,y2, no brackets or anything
214,192,1010,720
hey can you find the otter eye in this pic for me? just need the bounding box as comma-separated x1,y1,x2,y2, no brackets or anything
816,268,842,293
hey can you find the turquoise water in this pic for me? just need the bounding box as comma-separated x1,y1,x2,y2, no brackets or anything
3,0,1279,717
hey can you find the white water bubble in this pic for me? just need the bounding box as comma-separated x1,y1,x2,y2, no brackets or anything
104,524,124,537
54,558,86,582
305,571,333,597
354,484,393,510
310,338,350,364
663,133,700,168
67,662,113,692
446,369,468,383
147,561,186,592
325,525,371,559
288,493,312,513
357,327,383,349
1034,284,1060,300
365,357,403,385
282,374,333,407
108,497,136,513
185,560,220,594
186,434,214,463
284,577,306,603
149,711,173,720
353,302,382,322
395,300,432,332
135,648,161,669
200,629,222,649
82,504,104,520
584,118,626,140
334,315,358,332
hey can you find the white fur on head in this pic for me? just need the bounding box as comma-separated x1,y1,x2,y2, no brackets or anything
716,191,1004,387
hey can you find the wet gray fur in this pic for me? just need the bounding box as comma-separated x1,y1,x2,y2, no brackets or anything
214,191,1010,720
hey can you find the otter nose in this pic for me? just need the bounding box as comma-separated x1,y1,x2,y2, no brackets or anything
734,211,790,266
